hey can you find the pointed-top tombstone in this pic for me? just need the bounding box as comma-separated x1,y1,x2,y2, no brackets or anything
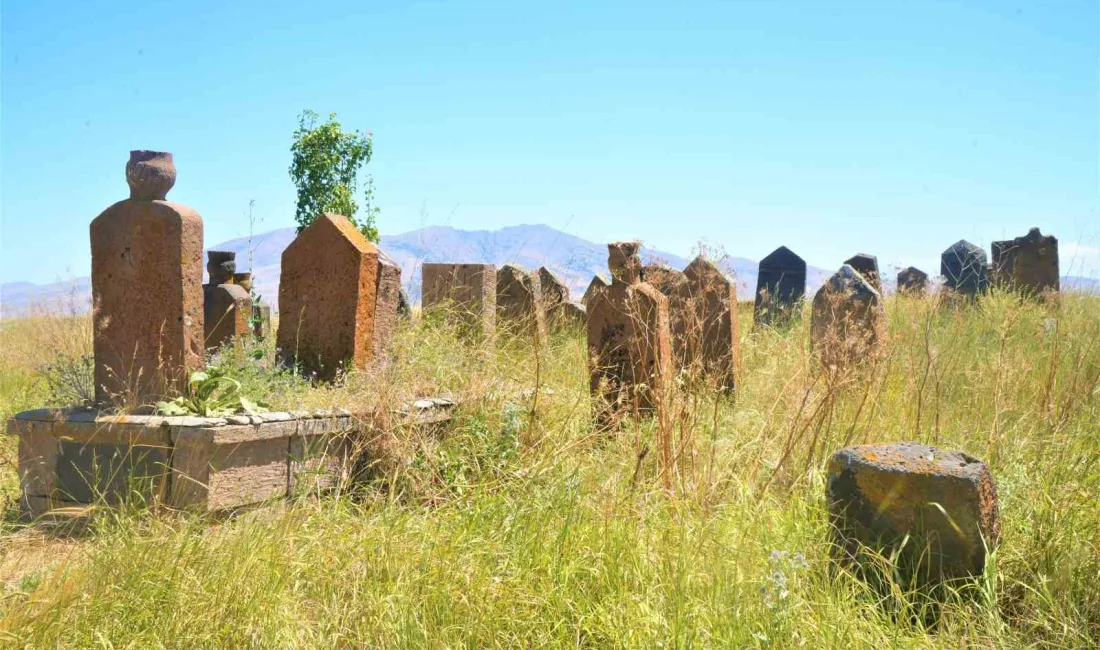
843,253,881,293
582,275,610,305
91,150,204,405
203,250,252,350
677,255,739,392
587,241,672,419
991,227,1059,296
754,246,806,328
811,264,885,367
538,267,570,310
941,240,989,299
497,264,545,338
896,267,929,295
277,213,380,381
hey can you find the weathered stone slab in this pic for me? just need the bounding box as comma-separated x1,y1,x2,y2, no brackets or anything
897,267,929,295
538,267,570,310
252,304,272,338
373,252,403,360
421,263,497,337
843,253,881,294
203,251,253,350
91,150,204,405
674,256,739,392
754,246,806,328
992,227,1059,296
496,264,544,338
587,242,672,418
547,301,587,331
941,240,989,299
56,440,168,504
581,275,609,306
827,442,1000,584
641,263,686,298
277,213,380,381
811,265,884,366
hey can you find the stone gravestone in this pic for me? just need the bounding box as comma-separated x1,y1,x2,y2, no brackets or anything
675,255,739,392
991,227,1059,296
547,301,587,330
811,264,885,366
827,442,1000,586
753,246,806,328
896,266,929,295
496,264,545,338
582,275,610,306
91,150,204,405
641,263,686,298
538,267,570,311
843,253,881,293
373,252,403,360
277,213,380,381
252,304,272,338
203,251,253,350
422,263,497,337
587,242,672,418
941,240,989,299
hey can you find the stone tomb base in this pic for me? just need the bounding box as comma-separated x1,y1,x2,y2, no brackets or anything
6,402,455,515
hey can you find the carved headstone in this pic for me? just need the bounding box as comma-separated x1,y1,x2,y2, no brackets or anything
203,251,252,350
896,267,929,295
991,228,1059,296
538,267,570,310
91,150,203,405
277,213,379,381
843,253,881,293
827,442,1000,586
811,265,884,366
641,263,686,298
548,301,587,330
941,240,989,299
587,242,672,418
422,263,497,337
674,255,739,391
496,264,545,338
753,246,806,328
373,252,403,360
582,275,610,306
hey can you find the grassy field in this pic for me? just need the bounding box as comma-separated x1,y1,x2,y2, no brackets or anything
0,291,1097,648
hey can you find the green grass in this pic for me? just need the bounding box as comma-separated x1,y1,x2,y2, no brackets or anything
0,291,1097,648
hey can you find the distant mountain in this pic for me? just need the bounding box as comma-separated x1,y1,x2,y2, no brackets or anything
3,224,1095,315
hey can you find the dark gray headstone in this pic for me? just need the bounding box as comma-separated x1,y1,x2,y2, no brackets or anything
897,267,929,294
941,240,989,298
843,253,881,293
753,246,806,327
991,227,1059,296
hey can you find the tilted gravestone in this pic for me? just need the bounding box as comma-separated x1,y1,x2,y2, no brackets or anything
827,442,1000,586
811,264,885,366
587,242,672,418
896,266,929,295
582,275,610,306
203,251,252,350
496,264,545,338
538,267,570,311
843,253,881,294
753,246,806,328
373,252,403,361
676,255,739,392
941,240,989,299
991,227,1059,296
422,263,497,337
277,213,380,381
91,150,204,405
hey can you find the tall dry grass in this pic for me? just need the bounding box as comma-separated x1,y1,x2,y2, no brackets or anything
0,287,1096,648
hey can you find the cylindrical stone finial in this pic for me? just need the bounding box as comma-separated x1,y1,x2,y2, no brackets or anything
207,250,237,285
126,150,176,201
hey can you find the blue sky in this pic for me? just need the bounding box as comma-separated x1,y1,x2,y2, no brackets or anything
2,0,1097,285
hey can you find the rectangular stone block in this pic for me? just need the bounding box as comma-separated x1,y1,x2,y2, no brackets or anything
422,263,496,336
289,428,355,494
16,420,58,498
55,440,169,505
170,437,290,511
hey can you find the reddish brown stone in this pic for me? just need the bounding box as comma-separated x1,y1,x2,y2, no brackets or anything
203,251,252,350
827,442,1000,585
421,263,497,337
673,256,739,392
811,265,885,367
496,264,545,338
587,242,672,418
582,275,609,306
277,213,379,381
91,151,204,406
538,267,570,310
547,301,587,331
373,252,402,360
126,150,176,201
992,227,1059,296
641,263,686,298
